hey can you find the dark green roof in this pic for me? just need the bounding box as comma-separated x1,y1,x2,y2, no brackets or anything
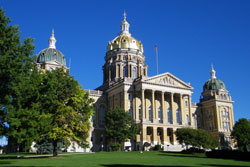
36,48,66,66
203,78,226,91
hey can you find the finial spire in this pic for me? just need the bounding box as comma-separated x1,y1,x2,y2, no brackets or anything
119,11,131,36
48,29,56,49
123,11,127,21
210,64,216,79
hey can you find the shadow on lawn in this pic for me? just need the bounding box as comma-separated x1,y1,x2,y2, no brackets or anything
0,161,12,165
102,165,193,167
200,165,250,167
159,152,206,159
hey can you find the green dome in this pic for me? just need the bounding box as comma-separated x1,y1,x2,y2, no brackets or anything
203,78,226,91
36,48,66,66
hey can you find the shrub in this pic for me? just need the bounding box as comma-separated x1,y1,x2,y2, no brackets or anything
153,144,162,151
110,143,121,151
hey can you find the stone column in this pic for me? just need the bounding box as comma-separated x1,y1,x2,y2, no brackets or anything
142,126,147,149
163,127,168,145
116,64,119,79
135,94,139,121
170,93,175,124
124,92,127,111
108,67,111,81
152,127,158,145
188,95,192,126
162,92,166,124
133,93,137,120
152,90,156,123
141,89,145,121
120,64,123,78
179,94,184,125
173,128,177,144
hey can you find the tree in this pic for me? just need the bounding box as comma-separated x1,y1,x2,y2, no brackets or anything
231,118,250,152
175,128,197,149
195,129,219,149
105,107,138,151
37,68,93,156
175,128,219,150
0,8,42,152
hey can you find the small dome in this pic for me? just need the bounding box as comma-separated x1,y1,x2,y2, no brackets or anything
203,65,226,91
203,78,226,91
36,48,66,66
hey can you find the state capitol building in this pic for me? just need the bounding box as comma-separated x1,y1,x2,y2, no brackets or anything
35,13,235,152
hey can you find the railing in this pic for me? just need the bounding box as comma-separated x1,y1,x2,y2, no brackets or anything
85,89,103,96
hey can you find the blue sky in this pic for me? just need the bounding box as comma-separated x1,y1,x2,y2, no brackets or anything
1,0,250,122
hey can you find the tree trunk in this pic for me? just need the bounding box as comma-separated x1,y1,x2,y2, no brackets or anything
53,140,58,157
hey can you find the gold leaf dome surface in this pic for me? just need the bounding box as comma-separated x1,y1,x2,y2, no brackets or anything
107,35,143,52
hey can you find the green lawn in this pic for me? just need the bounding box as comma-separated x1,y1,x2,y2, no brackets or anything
0,151,250,167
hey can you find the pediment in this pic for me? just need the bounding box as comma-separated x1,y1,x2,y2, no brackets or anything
143,72,193,89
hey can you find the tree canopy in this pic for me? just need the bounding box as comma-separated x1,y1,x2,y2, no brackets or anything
38,68,93,156
231,118,250,152
175,128,219,150
105,107,138,151
0,8,93,155
0,8,42,151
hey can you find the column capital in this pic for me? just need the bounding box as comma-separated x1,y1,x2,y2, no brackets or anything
161,91,165,95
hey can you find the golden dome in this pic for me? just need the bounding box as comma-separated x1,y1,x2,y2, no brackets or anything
107,35,143,52
106,12,144,53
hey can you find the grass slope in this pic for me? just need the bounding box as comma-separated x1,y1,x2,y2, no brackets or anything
0,151,250,167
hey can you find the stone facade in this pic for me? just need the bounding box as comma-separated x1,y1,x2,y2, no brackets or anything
35,13,235,152
88,13,235,152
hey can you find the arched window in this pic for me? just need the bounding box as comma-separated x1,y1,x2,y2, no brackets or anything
149,105,153,122
99,104,106,126
132,67,137,79
158,106,162,123
123,66,127,77
221,108,227,118
176,108,181,124
167,107,172,123
138,104,142,120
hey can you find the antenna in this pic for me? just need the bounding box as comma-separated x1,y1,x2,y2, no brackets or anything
154,45,159,75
